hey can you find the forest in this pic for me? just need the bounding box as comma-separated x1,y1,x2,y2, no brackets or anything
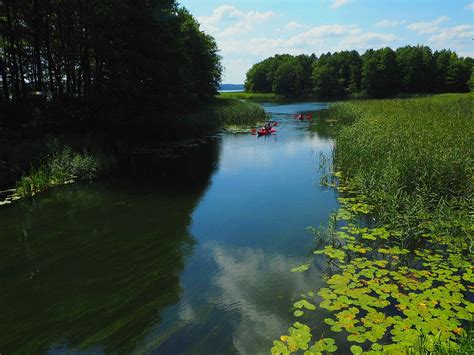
0,0,222,131
245,46,474,99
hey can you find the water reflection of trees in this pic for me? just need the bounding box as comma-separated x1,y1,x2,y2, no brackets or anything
0,139,220,353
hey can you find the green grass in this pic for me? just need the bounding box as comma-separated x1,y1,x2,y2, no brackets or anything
218,91,280,100
409,327,474,354
332,93,473,239
16,142,113,197
180,97,268,135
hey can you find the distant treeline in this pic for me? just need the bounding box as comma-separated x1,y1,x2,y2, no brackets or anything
0,0,222,126
245,46,474,99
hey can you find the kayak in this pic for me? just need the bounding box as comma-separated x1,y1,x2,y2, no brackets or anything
257,128,276,135
294,114,312,120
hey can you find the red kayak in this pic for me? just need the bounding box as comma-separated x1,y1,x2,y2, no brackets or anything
294,114,312,120
257,128,276,135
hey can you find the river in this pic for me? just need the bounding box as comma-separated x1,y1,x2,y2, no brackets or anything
0,101,338,354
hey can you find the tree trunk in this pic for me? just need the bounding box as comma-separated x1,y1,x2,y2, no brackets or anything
6,1,20,101
32,0,44,91
0,56,9,102
44,1,55,94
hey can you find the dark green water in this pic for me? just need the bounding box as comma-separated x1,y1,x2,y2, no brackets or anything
0,102,338,354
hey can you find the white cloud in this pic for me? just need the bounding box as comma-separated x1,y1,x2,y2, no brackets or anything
286,24,361,47
221,58,255,85
282,21,308,31
198,5,275,37
218,24,397,57
197,5,401,82
467,2,474,10
375,19,406,28
407,16,450,34
428,24,474,42
210,245,327,353
215,24,399,82
331,0,350,9
338,32,398,50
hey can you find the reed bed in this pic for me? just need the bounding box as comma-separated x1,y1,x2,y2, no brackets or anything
16,143,112,197
333,94,473,241
181,97,268,134
218,91,280,100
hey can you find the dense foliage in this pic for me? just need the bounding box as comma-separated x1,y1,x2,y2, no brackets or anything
272,94,473,354
245,47,473,99
0,0,222,126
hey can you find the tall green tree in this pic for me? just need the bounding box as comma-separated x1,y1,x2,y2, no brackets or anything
361,48,400,98
312,53,344,99
0,0,222,118
245,45,472,99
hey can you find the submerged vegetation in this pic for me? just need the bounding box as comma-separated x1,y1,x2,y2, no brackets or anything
273,94,473,354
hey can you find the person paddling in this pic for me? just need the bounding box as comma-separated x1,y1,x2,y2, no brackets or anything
264,122,272,132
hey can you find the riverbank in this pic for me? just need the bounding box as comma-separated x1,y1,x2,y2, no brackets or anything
219,91,280,100
274,93,473,354
0,97,267,198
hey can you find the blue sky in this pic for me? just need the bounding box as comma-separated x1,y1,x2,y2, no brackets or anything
179,0,474,83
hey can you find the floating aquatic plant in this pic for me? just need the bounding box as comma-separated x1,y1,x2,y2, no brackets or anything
272,172,473,354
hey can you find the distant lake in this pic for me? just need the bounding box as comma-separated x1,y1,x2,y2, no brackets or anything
219,89,244,93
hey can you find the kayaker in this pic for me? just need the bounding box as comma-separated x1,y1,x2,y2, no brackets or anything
298,113,304,120
264,122,272,131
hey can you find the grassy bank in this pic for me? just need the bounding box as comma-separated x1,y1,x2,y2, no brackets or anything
0,97,266,200
273,94,473,354
0,141,113,202
179,97,268,135
17,144,113,197
218,91,280,101
333,93,473,233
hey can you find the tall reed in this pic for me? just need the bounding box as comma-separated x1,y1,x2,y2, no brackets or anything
333,93,473,241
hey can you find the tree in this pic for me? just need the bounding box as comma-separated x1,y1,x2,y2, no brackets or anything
244,45,472,99
469,66,474,92
362,48,400,98
312,54,344,99
0,0,223,122
396,45,434,93
272,57,302,97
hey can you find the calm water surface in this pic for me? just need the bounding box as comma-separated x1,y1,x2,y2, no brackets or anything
0,102,339,354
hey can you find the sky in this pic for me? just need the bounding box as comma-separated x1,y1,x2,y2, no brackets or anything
178,0,474,83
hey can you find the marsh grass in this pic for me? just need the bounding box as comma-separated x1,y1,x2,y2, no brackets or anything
16,142,113,197
218,92,280,100
409,327,474,354
272,94,473,355
181,97,268,135
333,94,473,241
